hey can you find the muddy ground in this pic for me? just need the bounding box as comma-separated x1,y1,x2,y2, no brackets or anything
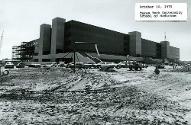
0,66,191,125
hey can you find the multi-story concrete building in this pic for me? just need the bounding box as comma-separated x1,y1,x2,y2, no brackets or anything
13,17,180,63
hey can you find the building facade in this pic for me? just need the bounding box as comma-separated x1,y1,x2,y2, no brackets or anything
13,17,180,62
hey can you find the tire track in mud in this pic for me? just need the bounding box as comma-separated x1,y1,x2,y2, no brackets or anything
0,68,190,124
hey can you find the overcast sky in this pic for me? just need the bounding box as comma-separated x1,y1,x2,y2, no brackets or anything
0,0,190,60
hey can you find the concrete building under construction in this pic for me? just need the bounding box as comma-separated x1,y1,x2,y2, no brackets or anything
12,17,180,63
12,40,37,62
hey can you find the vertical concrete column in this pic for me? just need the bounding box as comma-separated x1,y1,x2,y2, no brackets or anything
33,39,40,62
34,39,39,55
39,24,51,56
51,17,66,55
160,41,170,59
129,31,142,56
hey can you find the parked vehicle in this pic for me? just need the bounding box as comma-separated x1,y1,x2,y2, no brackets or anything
117,61,130,69
16,62,25,68
43,62,57,68
28,64,41,68
129,61,142,71
99,62,118,68
5,62,14,69
83,63,97,69
98,62,119,72
66,62,85,69
58,62,67,67
157,64,165,69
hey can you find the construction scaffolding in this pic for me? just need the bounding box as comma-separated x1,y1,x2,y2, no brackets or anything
12,40,37,62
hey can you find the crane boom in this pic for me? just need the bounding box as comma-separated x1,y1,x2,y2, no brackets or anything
0,30,4,55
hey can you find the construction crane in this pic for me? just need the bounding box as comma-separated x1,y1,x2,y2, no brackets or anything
0,30,9,77
0,30,4,55
164,32,167,41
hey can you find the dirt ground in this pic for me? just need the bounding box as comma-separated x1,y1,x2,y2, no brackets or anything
0,66,191,125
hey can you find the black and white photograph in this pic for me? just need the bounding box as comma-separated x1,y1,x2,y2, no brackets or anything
0,0,191,124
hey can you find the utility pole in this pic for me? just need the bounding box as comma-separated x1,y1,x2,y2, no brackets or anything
126,55,129,66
